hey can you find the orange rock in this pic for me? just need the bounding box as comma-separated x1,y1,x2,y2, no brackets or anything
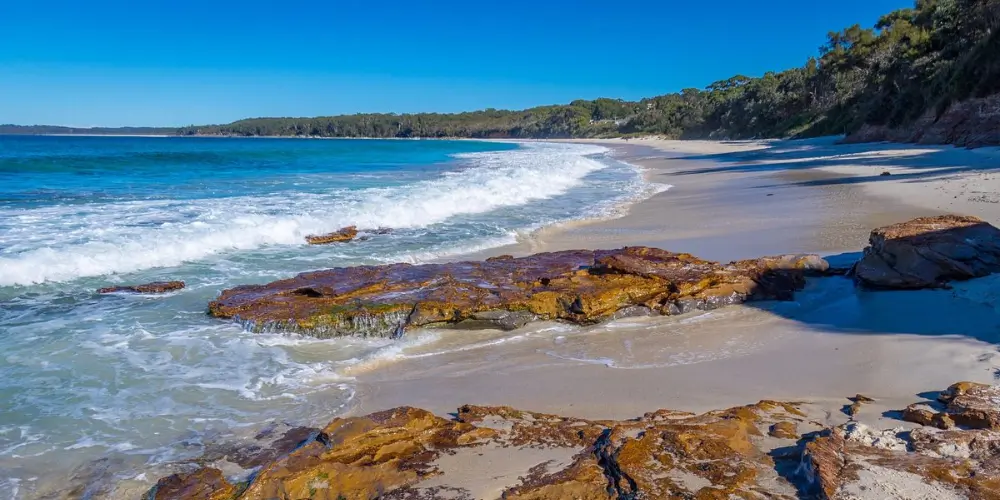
145,468,236,500
768,421,799,439
97,281,185,294
143,383,1000,500
209,247,828,338
305,226,358,245
844,394,875,418
853,215,1000,289
902,403,955,429
902,382,1000,430
801,433,847,500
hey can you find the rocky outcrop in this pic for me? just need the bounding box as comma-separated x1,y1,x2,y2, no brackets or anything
208,247,832,338
145,382,1000,500
903,381,1000,431
852,215,1000,289
147,400,812,499
145,468,236,500
844,93,1000,148
305,226,358,245
97,281,185,294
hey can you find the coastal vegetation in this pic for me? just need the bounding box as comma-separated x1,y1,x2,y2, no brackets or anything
5,1,997,142
176,0,1000,140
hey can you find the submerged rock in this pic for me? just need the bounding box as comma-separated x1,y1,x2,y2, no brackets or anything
208,247,831,338
853,215,1000,289
305,226,358,245
97,281,185,294
144,382,1000,500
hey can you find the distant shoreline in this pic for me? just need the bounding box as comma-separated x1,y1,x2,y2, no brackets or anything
36,133,174,138
5,133,603,142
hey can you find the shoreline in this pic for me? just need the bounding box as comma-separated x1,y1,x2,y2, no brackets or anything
12,135,1000,498
480,135,1000,261
467,137,933,262
345,136,1000,422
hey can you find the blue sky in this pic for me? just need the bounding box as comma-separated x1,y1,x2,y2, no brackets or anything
0,0,912,127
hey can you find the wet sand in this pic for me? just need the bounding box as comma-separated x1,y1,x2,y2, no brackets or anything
346,136,1000,433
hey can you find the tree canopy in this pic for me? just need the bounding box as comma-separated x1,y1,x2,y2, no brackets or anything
9,1,998,142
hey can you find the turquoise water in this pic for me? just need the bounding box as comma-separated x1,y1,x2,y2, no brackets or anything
0,136,666,497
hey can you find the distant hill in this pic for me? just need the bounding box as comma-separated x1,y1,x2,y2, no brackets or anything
9,1,999,145
0,125,178,136
178,1,1000,144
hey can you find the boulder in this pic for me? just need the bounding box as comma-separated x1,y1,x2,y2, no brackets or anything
902,381,1000,431
852,215,1000,289
208,247,830,338
305,226,358,245
98,281,185,294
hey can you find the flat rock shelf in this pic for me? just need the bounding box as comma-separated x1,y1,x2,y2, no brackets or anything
208,248,835,338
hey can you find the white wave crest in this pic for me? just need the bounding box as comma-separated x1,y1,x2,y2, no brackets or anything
0,142,611,285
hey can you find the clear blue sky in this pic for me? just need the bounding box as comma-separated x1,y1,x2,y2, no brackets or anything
0,0,913,127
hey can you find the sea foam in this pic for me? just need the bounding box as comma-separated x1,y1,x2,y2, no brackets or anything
0,142,611,285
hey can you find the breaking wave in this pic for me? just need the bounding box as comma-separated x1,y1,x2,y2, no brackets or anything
0,143,614,285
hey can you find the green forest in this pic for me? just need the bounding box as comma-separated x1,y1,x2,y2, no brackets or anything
180,0,1000,140
7,1,998,141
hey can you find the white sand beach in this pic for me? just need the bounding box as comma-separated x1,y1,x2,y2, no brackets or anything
348,136,1000,432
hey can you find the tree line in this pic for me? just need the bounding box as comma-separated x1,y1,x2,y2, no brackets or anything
7,1,998,142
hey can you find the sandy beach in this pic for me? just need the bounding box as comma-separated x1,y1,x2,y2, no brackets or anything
311,136,1000,497
347,136,1000,429
54,135,1000,500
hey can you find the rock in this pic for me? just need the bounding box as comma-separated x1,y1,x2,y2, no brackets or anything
903,403,956,430
845,394,875,417
98,281,185,294
144,383,1000,500
800,432,847,500
769,421,799,439
305,226,358,245
939,382,1000,430
147,400,812,500
902,382,1000,431
836,422,909,451
844,93,1000,148
238,407,487,499
200,425,321,469
208,247,829,338
852,215,1000,289
880,171,891,176
144,468,236,500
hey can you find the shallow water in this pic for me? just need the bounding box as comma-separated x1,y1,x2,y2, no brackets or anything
0,136,669,497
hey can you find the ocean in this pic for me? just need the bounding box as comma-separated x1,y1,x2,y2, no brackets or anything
0,135,668,497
